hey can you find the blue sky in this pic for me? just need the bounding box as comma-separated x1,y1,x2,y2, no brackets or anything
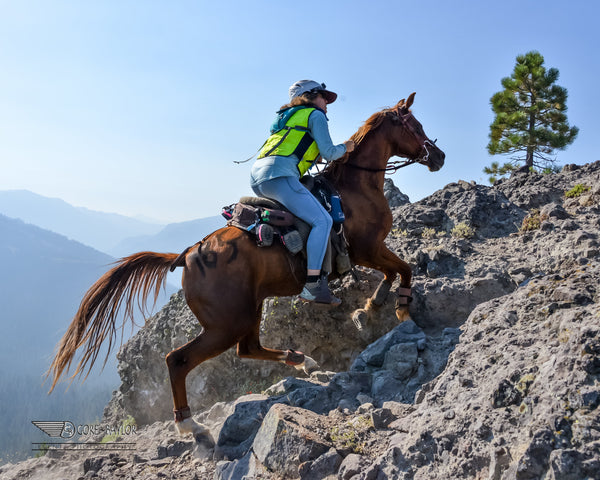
1,0,598,223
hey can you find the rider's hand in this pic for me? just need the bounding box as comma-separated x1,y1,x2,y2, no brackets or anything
344,140,355,153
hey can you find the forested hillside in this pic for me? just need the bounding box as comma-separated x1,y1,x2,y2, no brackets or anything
0,214,169,464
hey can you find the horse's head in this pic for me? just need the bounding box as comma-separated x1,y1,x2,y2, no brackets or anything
388,93,445,172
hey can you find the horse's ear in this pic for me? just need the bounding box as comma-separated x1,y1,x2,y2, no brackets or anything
406,92,416,109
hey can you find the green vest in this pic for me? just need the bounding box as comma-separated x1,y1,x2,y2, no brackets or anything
258,107,320,176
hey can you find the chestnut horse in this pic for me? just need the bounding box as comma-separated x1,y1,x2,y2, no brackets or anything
47,93,444,437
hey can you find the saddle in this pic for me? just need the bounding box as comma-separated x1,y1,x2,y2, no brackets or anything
222,175,351,276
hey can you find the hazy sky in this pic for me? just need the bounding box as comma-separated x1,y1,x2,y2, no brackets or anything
1,0,598,223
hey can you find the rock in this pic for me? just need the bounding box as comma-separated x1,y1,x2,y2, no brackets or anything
394,181,525,239
83,456,107,474
515,429,555,479
382,342,419,378
370,407,396,429
368,261,600,479
384,177,410,207
252,404,330,478
214,451,264,480
491,379,522,408
213,394,280,461
351,321,425,371
497,160,600,210
540,202,570,220
298,447,342,480
156,439,194,458
337,453,367,480
547,448,600,480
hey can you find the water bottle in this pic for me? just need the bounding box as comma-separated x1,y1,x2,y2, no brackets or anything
330,195,345,224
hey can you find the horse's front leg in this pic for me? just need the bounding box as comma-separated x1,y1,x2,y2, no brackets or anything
375,246,413,315
353,245,413,328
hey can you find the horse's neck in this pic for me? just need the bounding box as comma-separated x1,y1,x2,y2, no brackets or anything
354,137,393,171
331,130,392,190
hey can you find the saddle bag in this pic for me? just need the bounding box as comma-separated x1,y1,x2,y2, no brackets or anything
222,202,301,252
255,223,274,247
260,208,295,226
224,203,259,230
222,203,295,230
280,229,303,254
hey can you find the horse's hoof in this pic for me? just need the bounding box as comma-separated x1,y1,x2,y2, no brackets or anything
292,354,319,374
365,298,378,313
352,309,368,330
176,417,209,438
301,355,320,374
285,349,305,366
396,306,411,322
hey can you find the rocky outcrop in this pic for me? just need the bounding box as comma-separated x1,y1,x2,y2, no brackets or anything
495,162,600,210
2,161,599,479
383,178,410,207
392,162,600,331
366,261,600,479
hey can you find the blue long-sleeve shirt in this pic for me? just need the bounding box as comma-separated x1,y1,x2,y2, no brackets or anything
250,109,346,188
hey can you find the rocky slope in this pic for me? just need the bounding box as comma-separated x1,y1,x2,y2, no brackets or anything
2,162,599,480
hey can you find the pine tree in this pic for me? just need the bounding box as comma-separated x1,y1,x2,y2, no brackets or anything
483,161,516,184
486,51,578,176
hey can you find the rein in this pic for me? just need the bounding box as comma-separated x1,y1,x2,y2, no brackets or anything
344,158,420,173
344,138,437,174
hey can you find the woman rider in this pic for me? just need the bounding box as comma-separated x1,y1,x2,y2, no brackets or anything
250,80,355,306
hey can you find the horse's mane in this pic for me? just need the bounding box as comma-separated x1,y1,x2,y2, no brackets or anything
323,99,409,177
351,106,394,145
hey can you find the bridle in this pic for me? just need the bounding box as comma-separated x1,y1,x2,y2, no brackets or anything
344,109,437,174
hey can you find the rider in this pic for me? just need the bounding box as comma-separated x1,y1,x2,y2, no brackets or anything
250,80,355,306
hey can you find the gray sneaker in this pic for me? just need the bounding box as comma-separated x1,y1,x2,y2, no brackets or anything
300,278,341,306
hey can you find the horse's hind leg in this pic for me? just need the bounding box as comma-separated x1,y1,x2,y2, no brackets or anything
165,329,235,438
236,309,320,374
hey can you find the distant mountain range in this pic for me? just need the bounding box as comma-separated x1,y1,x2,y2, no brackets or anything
0,189,226,258
0,190,165,253
0,191,227,464
108,216,226,257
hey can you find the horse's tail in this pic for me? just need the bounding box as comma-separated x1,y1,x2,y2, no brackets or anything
47,251,180,393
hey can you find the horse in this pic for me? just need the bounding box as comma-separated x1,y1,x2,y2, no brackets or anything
47,92,445,438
